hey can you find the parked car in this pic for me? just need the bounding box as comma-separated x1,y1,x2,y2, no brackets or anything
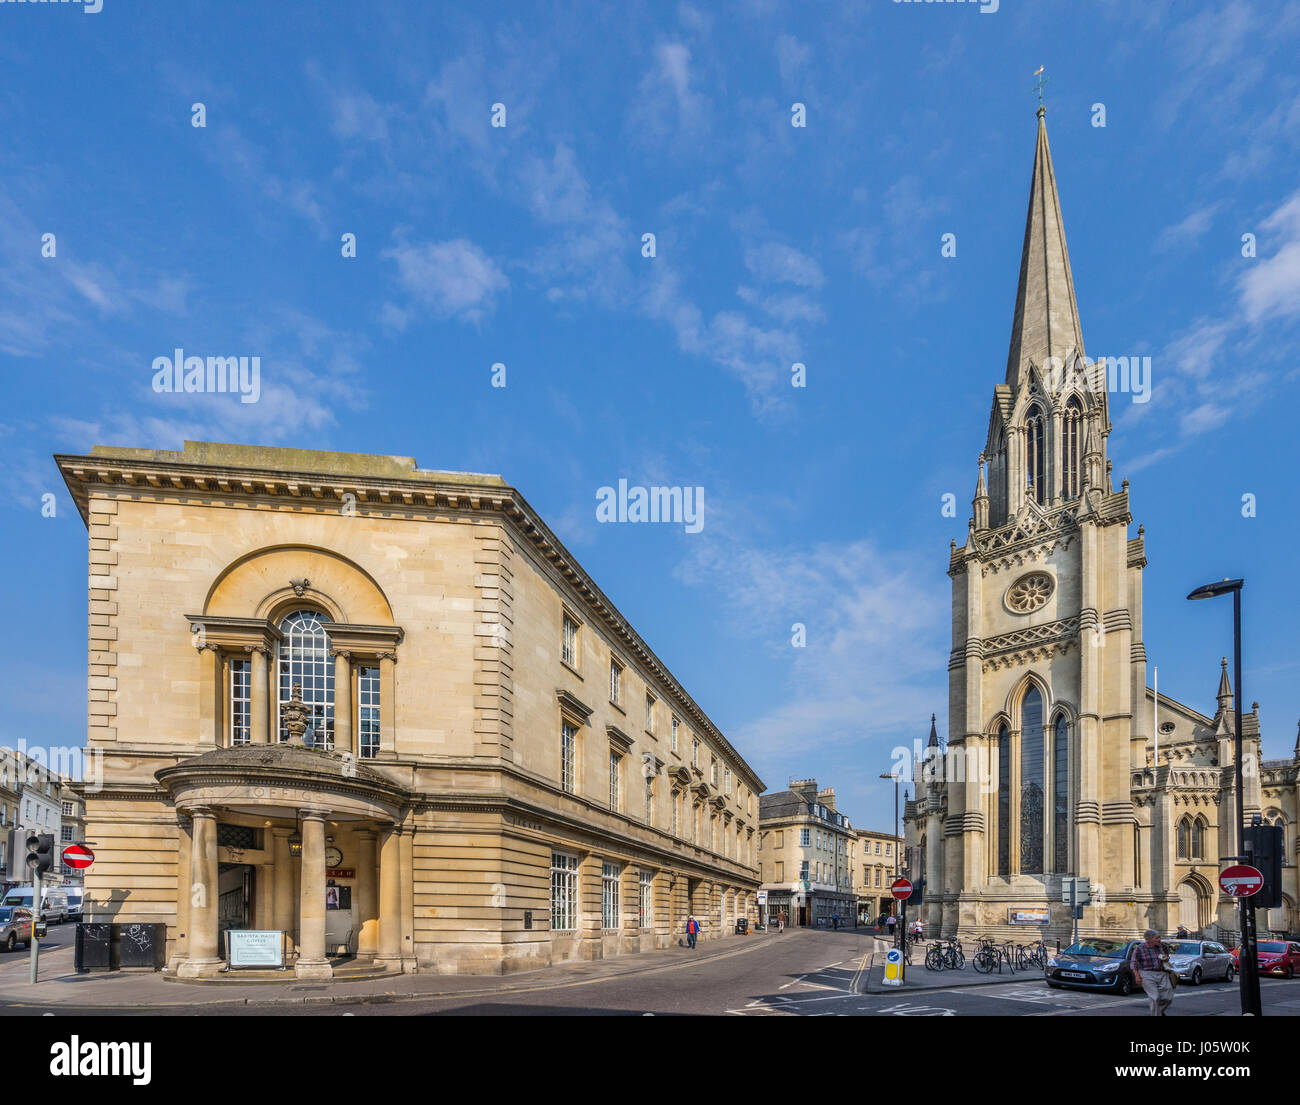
1232,940,1300,978
1045,938,1140,993
0,886,69,924
1167,939,1235,984
0,905,35,952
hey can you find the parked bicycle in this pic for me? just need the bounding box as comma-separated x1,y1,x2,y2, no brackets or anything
924,936,966,971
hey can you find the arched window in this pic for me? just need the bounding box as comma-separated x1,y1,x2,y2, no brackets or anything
1191,816,1207,861
277,610,335,748
1019,687,1044,874
1177,817,1190,860
1062,396,1083,499
997,724,1010,877
1052,714,1069,872
990,427,1007,527
1025,405,1046,505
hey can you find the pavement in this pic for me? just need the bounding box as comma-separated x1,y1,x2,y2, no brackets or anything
0,926,813,1010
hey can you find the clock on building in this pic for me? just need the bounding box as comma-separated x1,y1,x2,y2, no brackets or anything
324,846,343,868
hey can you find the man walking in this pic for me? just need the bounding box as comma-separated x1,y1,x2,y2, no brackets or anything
1131,928,1175,1016
686,914,699,949
885,913,897,942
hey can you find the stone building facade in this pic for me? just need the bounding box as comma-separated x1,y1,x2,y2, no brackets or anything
904,109,1300,943
757,780,857,927
57,441,763,977
854,827,899,924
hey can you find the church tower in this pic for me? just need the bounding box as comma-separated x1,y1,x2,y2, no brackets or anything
929,106,1151,938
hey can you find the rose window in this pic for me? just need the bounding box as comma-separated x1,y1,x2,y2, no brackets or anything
1006,572,1054,613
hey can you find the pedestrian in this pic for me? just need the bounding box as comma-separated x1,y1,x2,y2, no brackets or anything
1131,928,1175,1016
779,909,787,933
1175,923,1189,938
686,914,699,949
885,913,897,940
832,913,839,931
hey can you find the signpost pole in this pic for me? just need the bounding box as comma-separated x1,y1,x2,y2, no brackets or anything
29,870,40,985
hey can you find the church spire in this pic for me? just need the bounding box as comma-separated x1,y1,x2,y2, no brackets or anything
1216,656,1233,714
1004,108,1086,387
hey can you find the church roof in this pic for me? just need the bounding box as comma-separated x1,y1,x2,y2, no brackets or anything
1005,109,1087,387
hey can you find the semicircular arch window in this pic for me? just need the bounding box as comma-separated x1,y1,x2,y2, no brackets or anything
277,610,334,748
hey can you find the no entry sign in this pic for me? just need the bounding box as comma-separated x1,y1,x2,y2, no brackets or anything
61,844,94,870
891,878,913,900
1219,864,1262,897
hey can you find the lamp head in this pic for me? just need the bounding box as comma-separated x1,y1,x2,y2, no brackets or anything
1187,578,1243,601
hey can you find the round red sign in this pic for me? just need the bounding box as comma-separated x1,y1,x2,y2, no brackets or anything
61,844,94,870
891,878,913,900
1219,864,1262,897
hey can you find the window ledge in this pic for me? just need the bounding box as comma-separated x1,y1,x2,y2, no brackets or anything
560,660,583,680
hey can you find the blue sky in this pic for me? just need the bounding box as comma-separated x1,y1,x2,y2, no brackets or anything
3,1,1299,831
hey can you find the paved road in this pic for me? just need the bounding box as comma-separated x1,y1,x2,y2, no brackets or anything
8,929,1300,1016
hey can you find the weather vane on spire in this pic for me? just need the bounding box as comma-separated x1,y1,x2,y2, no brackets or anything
1033,65,1049,111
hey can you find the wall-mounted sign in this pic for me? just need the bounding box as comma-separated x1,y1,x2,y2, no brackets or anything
326,868,354,879
228,930,284,968
1008,907,1051,925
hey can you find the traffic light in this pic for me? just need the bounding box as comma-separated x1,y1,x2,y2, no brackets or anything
1249,823,1284,910
23,831,55,878
5,828,25,881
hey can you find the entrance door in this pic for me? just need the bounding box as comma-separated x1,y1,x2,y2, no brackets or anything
217,863,254,957
798,903,809,927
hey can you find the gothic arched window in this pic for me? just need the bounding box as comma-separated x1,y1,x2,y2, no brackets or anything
1025,405,1046,505
990,427,1007,527
277,610,335,748
1063,396,1083,499
997,724,1010,878
1052,713,1069,872
1191,816,1207,861
1177,817,1191,860
1019,687,1045,874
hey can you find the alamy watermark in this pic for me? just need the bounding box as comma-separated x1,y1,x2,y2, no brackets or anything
595,479,704,534
1043,354,1151,404
151,349,261,403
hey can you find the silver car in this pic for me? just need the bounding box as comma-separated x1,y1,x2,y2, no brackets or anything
0,905,35,952
1167,939,1234,984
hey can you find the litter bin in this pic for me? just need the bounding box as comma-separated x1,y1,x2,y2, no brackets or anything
75,923,115,972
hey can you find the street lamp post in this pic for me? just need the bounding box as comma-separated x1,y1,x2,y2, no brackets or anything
879,771,899,881
1187,577,1262,1017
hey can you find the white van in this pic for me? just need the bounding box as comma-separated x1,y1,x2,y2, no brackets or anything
0,886,70,924
64,887,84,921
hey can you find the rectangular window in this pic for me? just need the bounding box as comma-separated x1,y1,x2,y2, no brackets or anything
710,757,717,786
671,716,679,752
61,825,74,842
358,666,380,759
230,658,251,746
799,860,809,880
885,843,892,856
776,860,784,881
609,750,621,812
672,792,680,837
602,862,620,928
692,738,699,767
61,801,74,817
551,852,578,931
561,721,577,794
638,870,653,928
645,693,655,732
609,659,622,705
724,768,731,795
800,828,810,847
644,777,653,826
562,614,579,669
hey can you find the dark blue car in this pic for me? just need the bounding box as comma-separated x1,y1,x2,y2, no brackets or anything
1045,938,1140,994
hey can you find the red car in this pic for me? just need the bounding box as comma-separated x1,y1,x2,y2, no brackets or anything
1231,940,1300,978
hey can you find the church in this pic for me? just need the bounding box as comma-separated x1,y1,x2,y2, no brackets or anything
904,108,1299,943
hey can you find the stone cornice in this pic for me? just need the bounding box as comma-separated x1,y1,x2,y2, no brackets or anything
57,447,764,795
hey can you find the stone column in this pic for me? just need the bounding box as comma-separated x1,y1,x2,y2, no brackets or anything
197,645,220,747
295,809,332,978
379,652,397,756
177,806,221,977
399,823,416,970
333,650,352,754
355,829,379,958
376,825,403,967
250,647,270,744
271,827,295,941
169,813,193,973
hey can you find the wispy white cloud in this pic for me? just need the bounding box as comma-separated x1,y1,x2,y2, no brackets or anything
383,237,509,324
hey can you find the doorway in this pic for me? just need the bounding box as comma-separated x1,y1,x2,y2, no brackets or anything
217,863,254,958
